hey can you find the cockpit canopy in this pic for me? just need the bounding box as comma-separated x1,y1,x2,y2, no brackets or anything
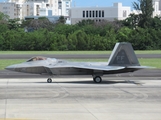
26,56,47,62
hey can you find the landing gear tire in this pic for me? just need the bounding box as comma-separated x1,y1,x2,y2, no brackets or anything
47,78,52,83
93,76,102,83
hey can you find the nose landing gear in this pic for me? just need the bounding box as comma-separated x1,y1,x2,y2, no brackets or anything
47,78,52,83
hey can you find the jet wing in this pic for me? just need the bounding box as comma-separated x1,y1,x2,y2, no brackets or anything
45,64,125,71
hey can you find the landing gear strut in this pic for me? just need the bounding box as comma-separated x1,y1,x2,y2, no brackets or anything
93,76,102,83
47,78,52,83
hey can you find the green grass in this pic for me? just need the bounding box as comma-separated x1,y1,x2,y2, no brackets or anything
135,50,161,54
0,50,161,54
0,51,110,54
139,58,161,68
0,58,160,70
0,59,25,70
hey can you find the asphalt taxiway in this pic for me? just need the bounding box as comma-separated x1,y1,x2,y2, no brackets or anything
0,74,161,120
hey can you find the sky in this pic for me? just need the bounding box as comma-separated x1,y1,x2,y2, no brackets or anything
0,0,136,9
72,0,136,8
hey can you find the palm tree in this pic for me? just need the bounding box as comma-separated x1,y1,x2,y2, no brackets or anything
133,0,154,28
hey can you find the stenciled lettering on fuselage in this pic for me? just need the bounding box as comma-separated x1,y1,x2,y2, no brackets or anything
113,49,130,65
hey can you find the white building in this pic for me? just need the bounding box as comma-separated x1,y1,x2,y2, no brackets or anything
70,0,161,24
0,0,72,20
153,0,161,16
58,0,71,16
0,1,23,19
70,3,131,24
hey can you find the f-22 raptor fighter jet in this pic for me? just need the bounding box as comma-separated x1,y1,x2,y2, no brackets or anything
6,42,150,83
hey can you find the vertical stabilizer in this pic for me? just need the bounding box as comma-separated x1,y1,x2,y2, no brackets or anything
108,42,140,66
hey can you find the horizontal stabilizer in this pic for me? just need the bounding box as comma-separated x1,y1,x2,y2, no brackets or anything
127,66,155,69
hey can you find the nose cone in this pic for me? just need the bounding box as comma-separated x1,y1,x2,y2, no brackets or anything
5,64,17,71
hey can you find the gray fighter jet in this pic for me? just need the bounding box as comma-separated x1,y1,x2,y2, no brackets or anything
5,42,150,83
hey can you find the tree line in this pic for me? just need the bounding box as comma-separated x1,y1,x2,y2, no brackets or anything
0,0,161,51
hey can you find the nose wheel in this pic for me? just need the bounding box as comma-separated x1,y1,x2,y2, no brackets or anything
47,78,52,83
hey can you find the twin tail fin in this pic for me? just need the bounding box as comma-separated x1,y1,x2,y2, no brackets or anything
108,42,140,66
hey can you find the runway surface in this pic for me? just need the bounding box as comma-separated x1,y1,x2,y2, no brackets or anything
0,76,161,120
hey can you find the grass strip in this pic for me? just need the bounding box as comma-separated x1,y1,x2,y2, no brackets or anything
0,50,161,54
0,59,26,70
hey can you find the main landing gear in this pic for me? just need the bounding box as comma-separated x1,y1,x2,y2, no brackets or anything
93,76,102,83
47,78,52,83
